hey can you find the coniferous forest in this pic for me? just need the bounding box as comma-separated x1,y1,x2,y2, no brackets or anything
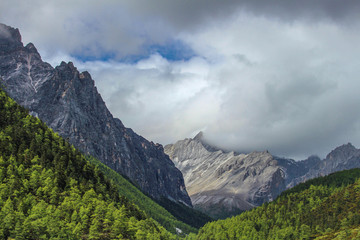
1,1,360,239
86,155,210,233
0,88,175,239
195,168,360,240
3,79,360,239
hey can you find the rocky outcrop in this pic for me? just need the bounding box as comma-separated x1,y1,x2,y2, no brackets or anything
165,132,360,218
0,23,191,206
290,143,360,186
0,24,54,107
322,143,360,174
164,132,304,218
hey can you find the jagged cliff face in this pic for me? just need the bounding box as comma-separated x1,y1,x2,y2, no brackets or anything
0,23,191,206
0,25,53,106
165,132,360,218
164,132,306,218
290,143,360,186
322,143,360,174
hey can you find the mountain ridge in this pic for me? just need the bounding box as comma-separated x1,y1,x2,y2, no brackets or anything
165,132,360,218
0,87,175,239
164,133,298,218
0,23,191,206
195,168,360,239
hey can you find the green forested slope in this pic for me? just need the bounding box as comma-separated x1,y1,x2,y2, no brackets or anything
195,168,360,240
280,169,360,197
87,156,203,233
0,89,175,239
156,197,212,229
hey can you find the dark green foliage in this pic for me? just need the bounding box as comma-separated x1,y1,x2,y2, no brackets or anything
0,89,174,239
280,168,360,197
87,156,200,234
194,203,243,220
157,197,213,229
196,168,360,240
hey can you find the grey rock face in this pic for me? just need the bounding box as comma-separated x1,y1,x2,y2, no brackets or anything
322,143,360,174
164,132,301,218
0,23,191,206
166,132,360,218
291,143,360,185
0,24,54,107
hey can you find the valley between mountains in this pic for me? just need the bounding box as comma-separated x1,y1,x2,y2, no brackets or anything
1,23,360,240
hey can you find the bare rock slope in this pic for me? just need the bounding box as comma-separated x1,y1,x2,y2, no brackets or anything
165,133,360,218
0,23,191,206
290,143,360,187
164,132,306,218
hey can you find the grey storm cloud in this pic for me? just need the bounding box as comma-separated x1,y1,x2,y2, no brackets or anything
1,0,359,58
132,0,360,26
1,1,360,159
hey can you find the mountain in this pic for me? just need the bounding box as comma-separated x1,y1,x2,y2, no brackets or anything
0,23,191,206
290,143,360,186
164,132,318,218
165,132,360,219
0,87,174,239
194,168,360,240
87,155,211,231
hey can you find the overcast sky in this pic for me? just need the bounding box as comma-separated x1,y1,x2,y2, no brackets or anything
1,0,360,159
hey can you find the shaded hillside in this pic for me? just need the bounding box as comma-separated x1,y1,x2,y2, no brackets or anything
0,22,191,206
156,197,213,229
0,88,174,239
87,156,211,232
195,168,360,240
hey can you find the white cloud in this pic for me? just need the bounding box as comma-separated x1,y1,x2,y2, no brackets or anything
73,54,218,142
180,15,360,159
1,1,360,159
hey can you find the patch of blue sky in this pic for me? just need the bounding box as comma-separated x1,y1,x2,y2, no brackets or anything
72,39,196,64
72,52,116,62
146,39,196,62
70,42,116,62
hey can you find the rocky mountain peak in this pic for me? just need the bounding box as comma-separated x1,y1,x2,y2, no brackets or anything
191,131,225,153
0,23,191,206
25,42,39,54
58,61,77,72
326,143,357,160
53,61,96,93
79,71,92,80
0,23,21,42
166,135,360,218
165,136,294,218
0,24,23,54
193,131,204,141
312,142,360,176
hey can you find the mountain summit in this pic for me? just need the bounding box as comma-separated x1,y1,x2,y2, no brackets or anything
0,23,191,206
292,143,360,185
164,133,304,218
165,132,360,218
